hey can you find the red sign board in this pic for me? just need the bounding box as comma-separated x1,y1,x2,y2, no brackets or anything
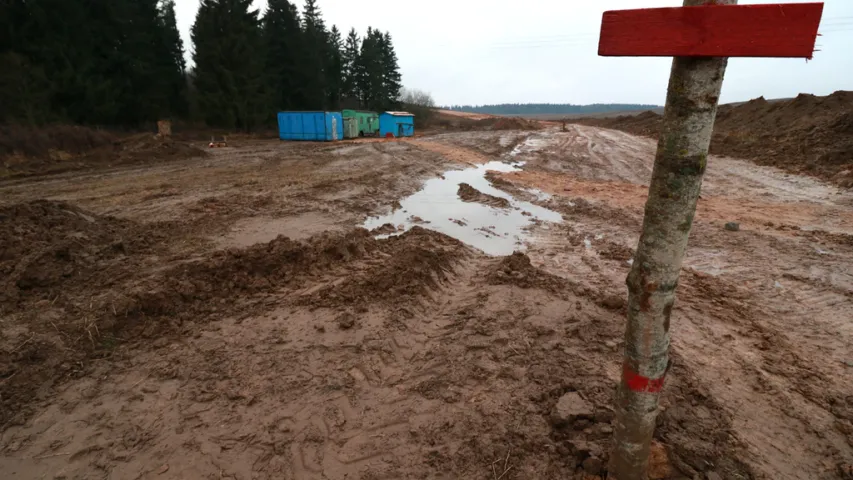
599,3,824,58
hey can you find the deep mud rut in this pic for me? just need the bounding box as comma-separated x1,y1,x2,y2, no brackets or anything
1,128,852,480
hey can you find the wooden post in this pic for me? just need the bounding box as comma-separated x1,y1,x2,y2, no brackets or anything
597,2,823,479
157,120,172,137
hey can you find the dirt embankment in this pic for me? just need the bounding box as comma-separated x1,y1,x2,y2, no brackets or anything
0,125,207,177
572,91,853,186
428,111,542,133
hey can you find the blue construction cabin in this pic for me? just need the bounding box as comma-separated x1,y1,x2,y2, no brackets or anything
379,111,415,138
277,111,343,141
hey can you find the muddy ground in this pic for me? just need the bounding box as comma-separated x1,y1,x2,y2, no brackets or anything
1,127,852,479
571,91,853,187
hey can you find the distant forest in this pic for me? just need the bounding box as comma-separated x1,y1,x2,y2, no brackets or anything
0,0,402,131
444,103,660,115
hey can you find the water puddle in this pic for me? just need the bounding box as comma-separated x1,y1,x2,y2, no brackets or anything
364,161,562,255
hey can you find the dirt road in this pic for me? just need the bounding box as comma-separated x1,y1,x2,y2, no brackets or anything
1,127,851,479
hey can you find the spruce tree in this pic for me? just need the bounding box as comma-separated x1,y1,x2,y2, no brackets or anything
4,0,184,125
300,0,328,109
379,31,403,110
263,0,304,110
158,0,188,118
341,28,361,104
192,0,267,130
0,0,51,124
19,0,123,124
325,26,343,110
355,27,384,111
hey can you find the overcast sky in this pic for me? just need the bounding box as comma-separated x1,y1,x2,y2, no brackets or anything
175,0,853,106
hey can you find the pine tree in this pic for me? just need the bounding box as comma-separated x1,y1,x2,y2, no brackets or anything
1,0,406,128
325,26,343,110
355,27,384,111
300,0,328,109
15,0,121,124
263,0,304,110
341,28,361,104
158,0,188,118
3,0,185,125
0,0,51,124
379,31,402,110
192,0,267,130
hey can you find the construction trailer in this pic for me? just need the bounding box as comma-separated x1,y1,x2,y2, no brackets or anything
341,110,379,138
277,111,343,141
379,111,415,138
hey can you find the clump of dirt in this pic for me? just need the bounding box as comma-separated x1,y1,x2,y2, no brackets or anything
303,227,467,308
369,222,399,235
487,252,578,294
573,91,853,186
0,200,165,309
598,241,635,262
457,182,511,208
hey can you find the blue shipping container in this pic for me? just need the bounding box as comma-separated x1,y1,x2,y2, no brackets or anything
277,111,343,141
379,112,415,138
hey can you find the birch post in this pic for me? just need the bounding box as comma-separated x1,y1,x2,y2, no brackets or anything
596,1,823,477
608,1,736,478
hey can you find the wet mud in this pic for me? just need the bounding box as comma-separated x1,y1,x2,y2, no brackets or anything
1,126,851,480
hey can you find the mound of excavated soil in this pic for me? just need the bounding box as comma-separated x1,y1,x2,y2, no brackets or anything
487,117,542,131
136,226,465,315
301,227,467,308
0,127,207,177
487,252,575,292
0,125,115,162
573,91,853,186
430,113,542,133
0,200,164,309
102,133,208,163
457,182,511,208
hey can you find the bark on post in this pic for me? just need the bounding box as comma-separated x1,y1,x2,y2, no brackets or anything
608,1,736,478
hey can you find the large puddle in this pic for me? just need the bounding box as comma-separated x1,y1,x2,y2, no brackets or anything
363,161,562,255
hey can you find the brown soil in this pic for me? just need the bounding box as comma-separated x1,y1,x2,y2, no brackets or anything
1,125,851,480
458,182,511,208
428,111,541,133
572,91,853,186
1,127,207,178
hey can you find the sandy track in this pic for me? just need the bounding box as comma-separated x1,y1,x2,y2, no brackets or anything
1,126,852,479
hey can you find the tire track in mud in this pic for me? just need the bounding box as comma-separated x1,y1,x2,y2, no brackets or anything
573,125,654,183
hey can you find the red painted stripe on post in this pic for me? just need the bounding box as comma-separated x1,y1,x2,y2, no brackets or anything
622,361,666,393
599,3,824,58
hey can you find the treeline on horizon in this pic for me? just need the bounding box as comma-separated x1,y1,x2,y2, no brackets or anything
444,103,661,115
0,0,403,131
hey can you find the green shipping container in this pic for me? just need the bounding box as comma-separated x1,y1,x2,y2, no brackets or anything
343,117,358,139
342,110,379,138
